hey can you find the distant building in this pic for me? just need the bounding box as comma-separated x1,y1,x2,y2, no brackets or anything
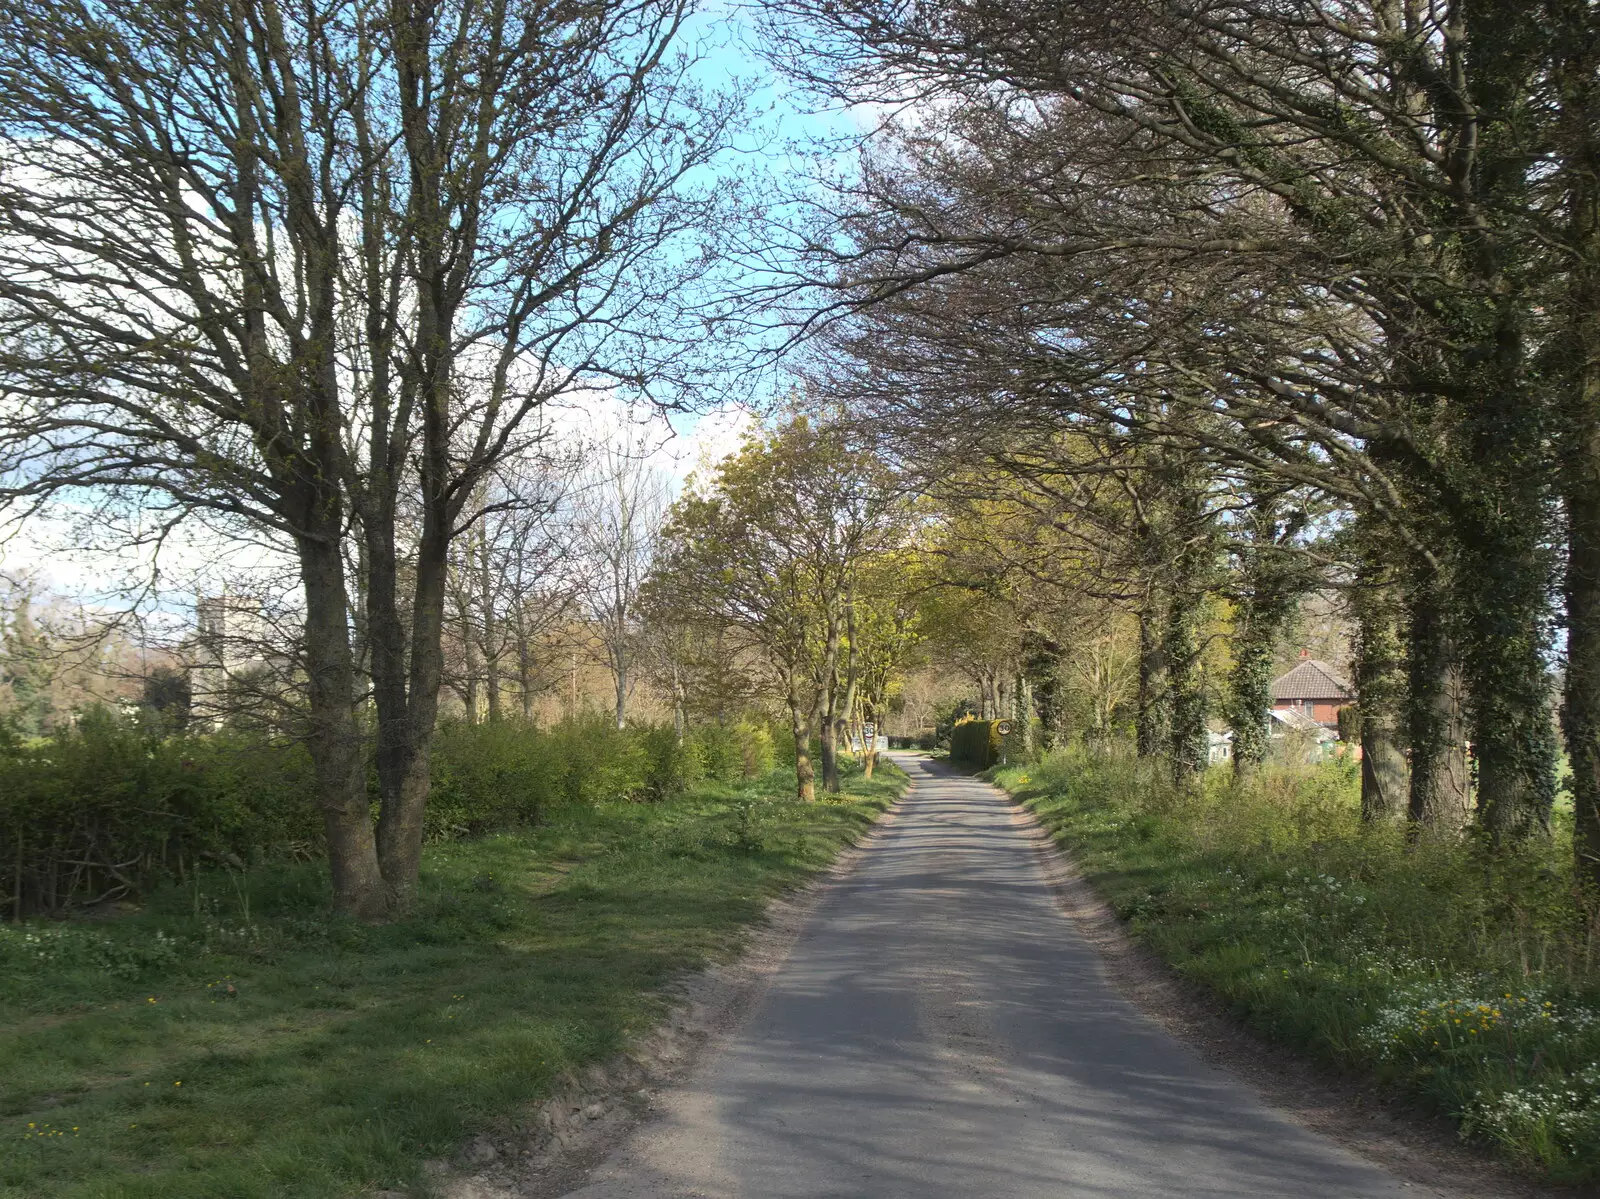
1206,727,1234,765
1270,653,1353,729
188,594,275,725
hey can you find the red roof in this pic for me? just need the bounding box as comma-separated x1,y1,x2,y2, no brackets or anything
1270,659,1353,703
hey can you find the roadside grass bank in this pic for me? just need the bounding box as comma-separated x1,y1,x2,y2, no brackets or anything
992,748,1600,1183
0,762,904,1199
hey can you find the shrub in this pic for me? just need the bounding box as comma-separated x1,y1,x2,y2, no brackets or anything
1,709,788,915
426,719,564,837
429,716,704,827
687,722,741,783
950,717,1006,768
728,717,776,778
0,707,318,915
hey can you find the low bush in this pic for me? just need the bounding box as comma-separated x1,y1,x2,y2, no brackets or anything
1,709,788,917
0,710,320,916
994,746,1600,1182
690,717,777,782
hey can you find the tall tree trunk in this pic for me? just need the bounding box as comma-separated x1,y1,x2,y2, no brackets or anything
1166,585,1207,781
672,661,686,748
1436,112,1559,839
374,505,451,910
1455,381,1558,837
835,583,860,778
1560,99,1600,890
1024,633,1063,752
819,604,844,794
1136,601,1169,758
819,718,839,794
862,696,877,778
1226,483,1301,781
787,668,816,801
1566,405,1600,890
480,530,500,722
298,532,386,920
461,585,480,724
1352,536,1409,821
613,641,628,730
1015,673,1035,760
518,617,536,722
1226,615,1274,782
1552,0,1600,897
361,481,411,913
1407,577,1472,835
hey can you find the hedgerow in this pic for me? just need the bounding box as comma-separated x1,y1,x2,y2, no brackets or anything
0,708,782,917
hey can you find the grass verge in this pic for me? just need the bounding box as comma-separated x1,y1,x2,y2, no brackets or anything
0,762,904,1199
992,748,1600,1183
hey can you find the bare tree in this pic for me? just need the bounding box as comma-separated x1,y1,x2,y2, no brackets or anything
572,416,670,729
443,451,577,722
0,0,739,916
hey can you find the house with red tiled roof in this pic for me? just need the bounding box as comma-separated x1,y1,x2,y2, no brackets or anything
1270,653,1353,729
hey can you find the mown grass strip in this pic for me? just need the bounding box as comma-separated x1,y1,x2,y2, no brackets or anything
0,763,904,1199
992,748,1600,1183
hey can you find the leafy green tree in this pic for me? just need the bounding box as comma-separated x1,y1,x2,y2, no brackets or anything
652,414,906,797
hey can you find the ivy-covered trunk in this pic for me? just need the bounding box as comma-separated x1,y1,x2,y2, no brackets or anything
1224,480,1303,779
1452,300,1558,840
1564,392,1600,889
1165,584,1207,781
1014,673,1035,760
1351,535,1408,821
1136,600,1169,759
1225,619,1275,780
1406,574,1471,835
1023,633,1064,752
1165,456,1213,782
1555,25,1600,886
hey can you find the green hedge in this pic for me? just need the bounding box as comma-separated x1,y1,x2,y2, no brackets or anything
949,717,1008,768
0,709,321,917
1,708,782,917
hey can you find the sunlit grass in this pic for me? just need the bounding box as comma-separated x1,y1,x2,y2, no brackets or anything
0,763,905,1198
994,748,1600,1182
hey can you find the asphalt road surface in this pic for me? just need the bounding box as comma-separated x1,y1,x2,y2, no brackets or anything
560,753,1413,1198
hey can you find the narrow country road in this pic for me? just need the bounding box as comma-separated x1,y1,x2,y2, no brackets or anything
559,754,1415,1198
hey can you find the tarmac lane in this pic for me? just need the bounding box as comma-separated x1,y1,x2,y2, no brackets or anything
557,753,1418,1199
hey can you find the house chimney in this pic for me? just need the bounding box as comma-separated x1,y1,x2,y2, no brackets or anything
1299,648,1309,659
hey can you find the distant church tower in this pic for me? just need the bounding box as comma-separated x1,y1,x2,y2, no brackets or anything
188,593,270,726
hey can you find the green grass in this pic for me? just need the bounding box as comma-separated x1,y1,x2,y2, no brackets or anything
993,747,1600,1183
0,763,905,1199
